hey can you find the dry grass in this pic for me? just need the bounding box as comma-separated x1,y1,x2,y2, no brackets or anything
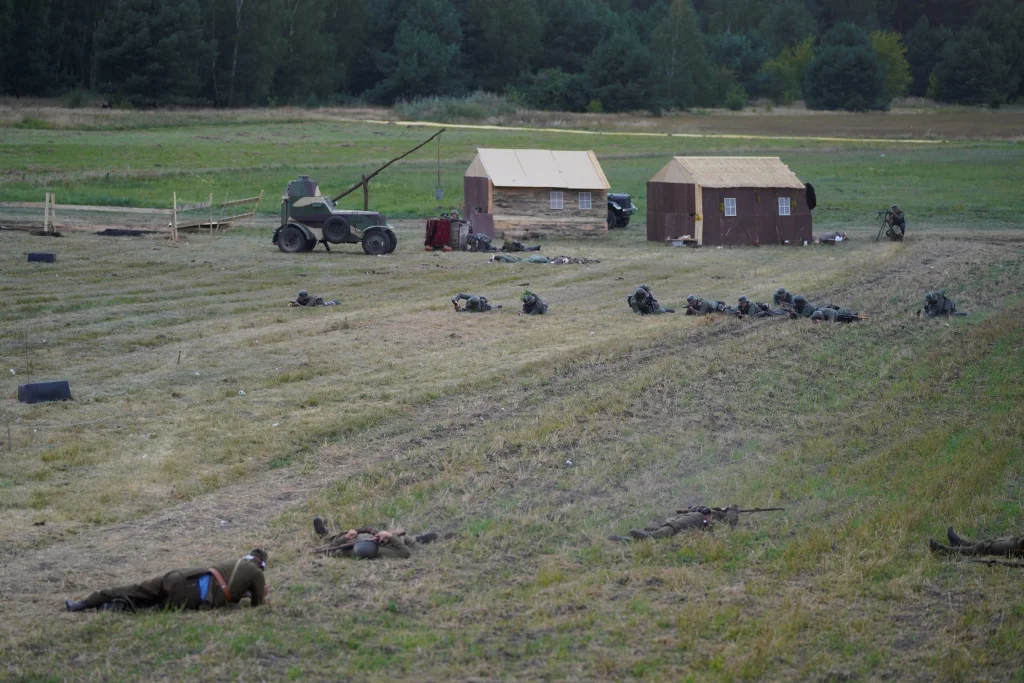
1,222,1023,680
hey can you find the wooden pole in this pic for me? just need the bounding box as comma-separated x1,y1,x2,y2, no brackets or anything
43,193,50,234
50,193,56,233
247,190,263,229
172,192,178,241
209,192,214,234
362,175,369,211
331,128,446,203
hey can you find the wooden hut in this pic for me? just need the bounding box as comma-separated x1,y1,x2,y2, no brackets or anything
464,149,610,238
646,157,813,246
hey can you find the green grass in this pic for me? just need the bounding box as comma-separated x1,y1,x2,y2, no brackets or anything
1,106,1023,681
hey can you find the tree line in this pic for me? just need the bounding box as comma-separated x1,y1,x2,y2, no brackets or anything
1,0,1021,111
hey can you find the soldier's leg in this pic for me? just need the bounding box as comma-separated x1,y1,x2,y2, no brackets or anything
972,535,1024,556
80,573,169,610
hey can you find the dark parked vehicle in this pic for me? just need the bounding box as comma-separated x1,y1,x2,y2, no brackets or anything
607,192,636,229
272,176,397,255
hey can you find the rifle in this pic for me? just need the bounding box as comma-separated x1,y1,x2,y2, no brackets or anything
969,558,1024,569
738,507,785,513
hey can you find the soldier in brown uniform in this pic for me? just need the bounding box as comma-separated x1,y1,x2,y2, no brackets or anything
929,526,1024,557
313,517,437,559
65,549,268,612
607,505,740,542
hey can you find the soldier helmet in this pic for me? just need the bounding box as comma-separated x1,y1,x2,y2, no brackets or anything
245,548,268,569
891,204,899,211
810,310,825,320
298,290,308,298
686,295,697,303
793,294,806,305
640,284,652,293
353,539,379,559
776,287,787,295
738,295,748,303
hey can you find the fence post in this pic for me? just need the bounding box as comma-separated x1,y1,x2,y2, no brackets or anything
362,175,369,211
43,193,50,234
209,193,214,235
171,192,178,241
247,190,263,229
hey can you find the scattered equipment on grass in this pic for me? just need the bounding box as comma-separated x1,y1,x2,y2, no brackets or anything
18,380,72,404
272,176,397,255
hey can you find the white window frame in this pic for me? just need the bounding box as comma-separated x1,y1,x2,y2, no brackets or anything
724,197,737,217
778,196,791,216
550,191,564,210
578,192,592,210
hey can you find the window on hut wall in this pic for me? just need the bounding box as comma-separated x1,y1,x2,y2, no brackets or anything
724,197,737,217
778,197,791,216
578,192,592,210
550,191,564,210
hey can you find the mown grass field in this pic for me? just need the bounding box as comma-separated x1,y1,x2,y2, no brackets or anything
1,105,1023,681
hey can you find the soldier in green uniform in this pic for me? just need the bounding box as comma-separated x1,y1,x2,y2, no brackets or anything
922,290,966,317
628,285,674,314
502,237,542,252
608,505,740,542
551,256,600,265
489,254,552,264
773,287,795,308
452,293,501,312
811,307,862,323
929,526,1023,556
684,295,717,316
789,294,816,318
291,290,338,307
64,549,268,612
313,517,437,559
520,290,548,315
737,295,784,317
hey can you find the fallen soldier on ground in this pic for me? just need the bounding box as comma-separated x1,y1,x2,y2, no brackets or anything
628,285,674,314
929,527,1023,557
312,517,437,559
520,290,548,315
452,293,501,312
608,505,783,542
290,289,338,307
65,549,268,612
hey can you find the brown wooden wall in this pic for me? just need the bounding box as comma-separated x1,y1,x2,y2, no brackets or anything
464,177,492,216
647,183,811,245
646,181,695,242
491,187,608,238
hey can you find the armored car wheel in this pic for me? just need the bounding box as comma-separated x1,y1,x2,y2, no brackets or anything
361,228,391,256
278,225,307,253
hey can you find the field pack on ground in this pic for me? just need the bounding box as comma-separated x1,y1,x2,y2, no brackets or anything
1,106,1023,681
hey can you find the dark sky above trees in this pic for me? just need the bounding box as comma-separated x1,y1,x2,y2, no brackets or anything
0,0,1020,110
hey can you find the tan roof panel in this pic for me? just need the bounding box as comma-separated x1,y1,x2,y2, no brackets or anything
466,149,610,190
650,157,805,189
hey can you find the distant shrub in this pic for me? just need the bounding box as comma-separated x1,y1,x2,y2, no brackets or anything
67,91,88,109
586,98,603,113
393,92,520,122
725,84,748,111
13,116,54,130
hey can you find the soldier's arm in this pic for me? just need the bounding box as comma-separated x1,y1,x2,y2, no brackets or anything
247,569,266,607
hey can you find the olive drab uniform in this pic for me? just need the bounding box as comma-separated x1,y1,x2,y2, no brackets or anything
521,292,548,315
313,520,437,559
633,505,740,539
923,290,963,317
502,238,541,252
685,298,716,316
930,528,1024,557
292,292,338,307
628,286,673,315
466,232,497,252
70,555,266,611
327,530,415,559
790,298,816,318
812,307,861,323
773,290,794,307
453,293,497,312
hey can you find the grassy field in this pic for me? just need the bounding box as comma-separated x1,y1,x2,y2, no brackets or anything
1,106,1023,681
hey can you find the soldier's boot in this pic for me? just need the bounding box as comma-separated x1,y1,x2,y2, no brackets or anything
313,516,329,537
947,526,965,547
629,529,653,540
65,599,88,612
414,532,438,544
100,598,132,612
607,535,633,543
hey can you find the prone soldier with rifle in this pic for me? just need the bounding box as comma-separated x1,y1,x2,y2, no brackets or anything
608,505,784,542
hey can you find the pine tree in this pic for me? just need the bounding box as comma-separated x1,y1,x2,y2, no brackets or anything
805,23,887,111
650,0,709,109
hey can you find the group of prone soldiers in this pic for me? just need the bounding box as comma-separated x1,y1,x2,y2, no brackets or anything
452,290,548,315
627,285,863,323
61,515,1022,613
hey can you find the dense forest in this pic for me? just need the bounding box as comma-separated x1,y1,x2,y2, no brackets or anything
0,0,1021,111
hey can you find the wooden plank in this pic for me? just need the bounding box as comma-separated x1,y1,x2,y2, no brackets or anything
219,211,256,223
219,195,263,209
178,200,214,212
0,202,174,216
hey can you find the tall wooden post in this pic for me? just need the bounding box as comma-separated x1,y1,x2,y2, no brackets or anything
43,193,49,234
209,192,214,234
172,192,179,241
247,190,263,229
362,175,369,211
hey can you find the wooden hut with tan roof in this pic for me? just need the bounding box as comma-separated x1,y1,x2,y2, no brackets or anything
646,157,814,246
464,148,611,238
